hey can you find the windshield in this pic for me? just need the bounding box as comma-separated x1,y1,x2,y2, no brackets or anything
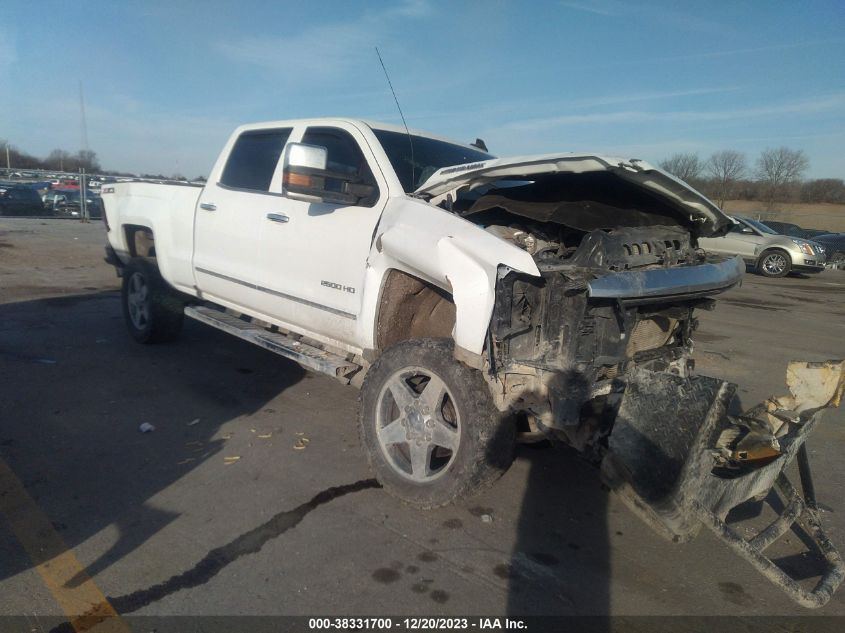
742,217,779,235
372,129,494,193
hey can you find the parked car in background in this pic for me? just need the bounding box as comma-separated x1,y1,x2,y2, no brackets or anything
760,220,830,240
43,188,103,218
0,186,45,216
698,215,826,277
811,233,845,267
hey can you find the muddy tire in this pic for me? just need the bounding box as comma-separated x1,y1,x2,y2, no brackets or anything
121,258,184,343
358,338,515,509
757,249,791,278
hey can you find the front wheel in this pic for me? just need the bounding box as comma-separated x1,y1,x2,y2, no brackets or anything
121,258,185,343
358,338,515,509
757,249,791,277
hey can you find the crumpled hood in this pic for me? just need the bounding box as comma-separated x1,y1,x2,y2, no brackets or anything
414,153,732,237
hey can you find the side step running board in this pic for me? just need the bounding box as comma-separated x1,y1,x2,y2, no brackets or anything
185,305,359,382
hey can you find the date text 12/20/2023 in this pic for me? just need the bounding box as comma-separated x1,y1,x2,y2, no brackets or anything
308,617,527,630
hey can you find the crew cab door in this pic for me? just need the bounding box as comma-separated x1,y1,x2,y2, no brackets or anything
193,128,293,314
255,123,387,346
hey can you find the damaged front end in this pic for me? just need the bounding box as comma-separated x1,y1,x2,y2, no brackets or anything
487,250,844,606
603,361,845,608
427,159,843,606
488,248,844,606
487,223,745,441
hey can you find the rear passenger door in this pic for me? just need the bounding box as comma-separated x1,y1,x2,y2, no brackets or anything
193,128,292,314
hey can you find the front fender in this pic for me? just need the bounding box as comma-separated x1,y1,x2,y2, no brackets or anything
372,199,540,355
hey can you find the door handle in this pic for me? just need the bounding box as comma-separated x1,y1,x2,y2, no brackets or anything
266,213,289,223
199,202,217,211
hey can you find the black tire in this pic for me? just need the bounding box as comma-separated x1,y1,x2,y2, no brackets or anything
756,249,791,277
358,338,515,509
121,258,185,343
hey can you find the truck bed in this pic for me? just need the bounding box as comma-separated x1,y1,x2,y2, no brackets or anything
102,181,203,294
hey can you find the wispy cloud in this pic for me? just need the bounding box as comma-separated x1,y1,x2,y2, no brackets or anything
499,93,845,133
564,86,743,109
658,37,845,63
217,0,431,79
559,1,627,16
559,1,728,36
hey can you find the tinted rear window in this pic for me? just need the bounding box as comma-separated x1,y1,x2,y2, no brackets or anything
220,128,292,191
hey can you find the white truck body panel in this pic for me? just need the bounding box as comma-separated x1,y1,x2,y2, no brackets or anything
105,181,202,294
368,197,539,355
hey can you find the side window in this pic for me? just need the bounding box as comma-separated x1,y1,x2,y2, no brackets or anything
220,128,292,192
301,127,379,206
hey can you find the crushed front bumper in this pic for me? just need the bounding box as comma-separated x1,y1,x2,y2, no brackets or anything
601,360,845,608
587,255,744,303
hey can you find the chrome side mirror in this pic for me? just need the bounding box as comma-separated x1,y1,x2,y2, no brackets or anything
281,142,374,206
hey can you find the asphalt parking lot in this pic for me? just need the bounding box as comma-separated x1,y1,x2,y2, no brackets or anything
1,218,844,626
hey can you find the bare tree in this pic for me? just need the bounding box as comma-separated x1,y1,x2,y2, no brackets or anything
707,150,746,209
659,153,704,182
45,149,72,172
756,147,809,209
75,149,101,172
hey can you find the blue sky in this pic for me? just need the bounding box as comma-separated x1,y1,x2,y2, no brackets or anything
1,0,843,178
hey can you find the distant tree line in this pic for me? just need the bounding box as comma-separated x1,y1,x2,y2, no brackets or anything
658,147,845,209
3,137,841,204
1,140,206,181
1,139,105,174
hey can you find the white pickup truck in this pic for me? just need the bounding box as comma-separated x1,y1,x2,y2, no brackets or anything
102,118,844,606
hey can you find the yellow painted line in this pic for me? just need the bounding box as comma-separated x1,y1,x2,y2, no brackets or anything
0,458,131,632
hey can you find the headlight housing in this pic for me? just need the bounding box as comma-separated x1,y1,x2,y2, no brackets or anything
790,239,815,256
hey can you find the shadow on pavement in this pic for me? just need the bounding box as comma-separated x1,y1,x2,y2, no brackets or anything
0,291,306,584
498,433,610,619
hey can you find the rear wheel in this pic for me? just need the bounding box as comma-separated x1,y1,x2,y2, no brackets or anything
358,338,515,509
757,249,791,277
121,258,185,343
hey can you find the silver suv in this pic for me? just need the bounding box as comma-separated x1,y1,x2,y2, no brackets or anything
698,215,826,277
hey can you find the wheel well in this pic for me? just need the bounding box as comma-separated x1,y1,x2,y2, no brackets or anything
758,247,789,261
375,269,456,353
124,225,156,258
